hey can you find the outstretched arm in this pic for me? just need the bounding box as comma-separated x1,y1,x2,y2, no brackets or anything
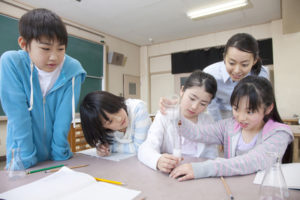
171,131,292,180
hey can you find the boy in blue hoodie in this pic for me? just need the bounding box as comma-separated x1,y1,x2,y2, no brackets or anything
0,8,86,169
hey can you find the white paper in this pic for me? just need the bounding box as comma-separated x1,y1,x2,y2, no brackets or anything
0,167,140,200
253,163,300,189
78,148,135,161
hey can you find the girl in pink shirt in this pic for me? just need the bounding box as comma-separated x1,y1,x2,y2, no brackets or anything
169,76,293,181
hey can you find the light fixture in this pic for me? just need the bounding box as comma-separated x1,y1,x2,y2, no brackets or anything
187,0,249,19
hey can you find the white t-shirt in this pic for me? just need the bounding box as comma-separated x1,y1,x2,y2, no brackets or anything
36,58,64,97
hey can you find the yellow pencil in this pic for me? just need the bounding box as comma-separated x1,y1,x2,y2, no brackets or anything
94,177,124,185
45,164,89,173
220,176,234,200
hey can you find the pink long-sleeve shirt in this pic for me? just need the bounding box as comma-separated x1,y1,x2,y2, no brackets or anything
180,117,294,178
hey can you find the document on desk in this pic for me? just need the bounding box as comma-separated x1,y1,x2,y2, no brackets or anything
253,163,300,189
78,148,135,161
0,167,141,200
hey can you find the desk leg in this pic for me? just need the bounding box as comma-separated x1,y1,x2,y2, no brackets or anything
293,137,299,162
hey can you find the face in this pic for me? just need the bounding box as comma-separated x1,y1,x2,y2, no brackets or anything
180,86,213,122
18,36,65,72
224,47,257,81
100,109,129,131
232,96,272,133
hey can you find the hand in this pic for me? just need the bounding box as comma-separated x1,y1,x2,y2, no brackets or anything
157,153,182,173
159,97,178,115
169,163,194,181
96,143,111,157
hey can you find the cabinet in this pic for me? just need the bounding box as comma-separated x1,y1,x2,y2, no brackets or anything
68,122,91,152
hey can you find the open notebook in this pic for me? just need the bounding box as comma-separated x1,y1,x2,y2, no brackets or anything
78,148,135,162
0,167,141,200
253,163,300,190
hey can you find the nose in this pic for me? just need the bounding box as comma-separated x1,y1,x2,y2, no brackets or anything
49,51,58,61
191,102,198,110
233,65,241,74
237,112,247,122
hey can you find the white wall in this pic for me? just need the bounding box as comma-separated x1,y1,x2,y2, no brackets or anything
271,20,300,118
141,20,300,118
0,1,140,156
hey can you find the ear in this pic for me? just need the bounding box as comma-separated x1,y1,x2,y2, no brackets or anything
179,86,184,97
253,57,258,66
265,103,274,115
18,36,28,51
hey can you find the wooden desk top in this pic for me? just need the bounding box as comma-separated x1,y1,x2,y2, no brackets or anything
0,154,299,200
290,125,300,136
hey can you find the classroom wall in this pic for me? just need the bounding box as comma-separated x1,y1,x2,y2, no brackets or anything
0,1,140,156
141,20,300,118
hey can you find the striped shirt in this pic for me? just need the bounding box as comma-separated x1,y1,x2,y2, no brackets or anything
180,117,293,178
111,99,151,154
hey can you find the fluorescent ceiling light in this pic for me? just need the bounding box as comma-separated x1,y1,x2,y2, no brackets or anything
187,0,249,19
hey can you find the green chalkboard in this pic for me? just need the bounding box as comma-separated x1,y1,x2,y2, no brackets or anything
0,14,103,116
0,14,20,116
66,36,104,112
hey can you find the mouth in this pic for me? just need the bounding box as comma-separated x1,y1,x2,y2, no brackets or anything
121,119,126,126
231,74,243,80
187,109,196,115
47,64,57,68
239,122,248,128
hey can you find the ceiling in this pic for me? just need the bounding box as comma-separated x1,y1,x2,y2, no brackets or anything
13,0,281,46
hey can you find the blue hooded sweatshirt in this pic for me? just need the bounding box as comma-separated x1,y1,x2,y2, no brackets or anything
0,50,86,169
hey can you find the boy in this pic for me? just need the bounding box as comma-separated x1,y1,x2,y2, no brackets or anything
0,8,86,169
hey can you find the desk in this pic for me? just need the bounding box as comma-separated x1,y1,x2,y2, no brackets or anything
290,125,300,162
0,154,299,200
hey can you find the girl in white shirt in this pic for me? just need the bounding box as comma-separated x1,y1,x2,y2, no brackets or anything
138,70,218,173
203,33,269,121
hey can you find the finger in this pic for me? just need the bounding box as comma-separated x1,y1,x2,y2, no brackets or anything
177,174,192,182
161,167,172,174
162,161,176,171
169,170,182,179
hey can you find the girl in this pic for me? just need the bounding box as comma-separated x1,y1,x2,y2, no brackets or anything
0,9,86,169
138,70,218,173
203,33,269,121
169,76,293,181
80,91,151,156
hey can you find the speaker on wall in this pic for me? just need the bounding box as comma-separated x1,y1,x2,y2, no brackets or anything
108,51,125,66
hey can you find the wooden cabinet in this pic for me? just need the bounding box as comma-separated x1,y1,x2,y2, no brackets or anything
68,122,91,152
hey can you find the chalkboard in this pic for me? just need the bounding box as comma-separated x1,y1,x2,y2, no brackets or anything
0,14,104,116
66,36,103,112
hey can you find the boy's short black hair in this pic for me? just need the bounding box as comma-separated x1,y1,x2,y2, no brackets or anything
19,8,68,47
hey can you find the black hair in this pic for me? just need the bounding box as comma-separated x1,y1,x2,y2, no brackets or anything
19,8,68,47
183,70,217,100
230,76,282,123
230,76,293,163
80,91,127,147
224,33,262,75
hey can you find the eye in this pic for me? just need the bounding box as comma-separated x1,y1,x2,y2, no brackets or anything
232,106,238,111
189,96,195,101
242,64,249,67
41,47,50,51
247,110,254,114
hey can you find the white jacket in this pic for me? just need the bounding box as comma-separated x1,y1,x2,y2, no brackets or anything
138,111,218,170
